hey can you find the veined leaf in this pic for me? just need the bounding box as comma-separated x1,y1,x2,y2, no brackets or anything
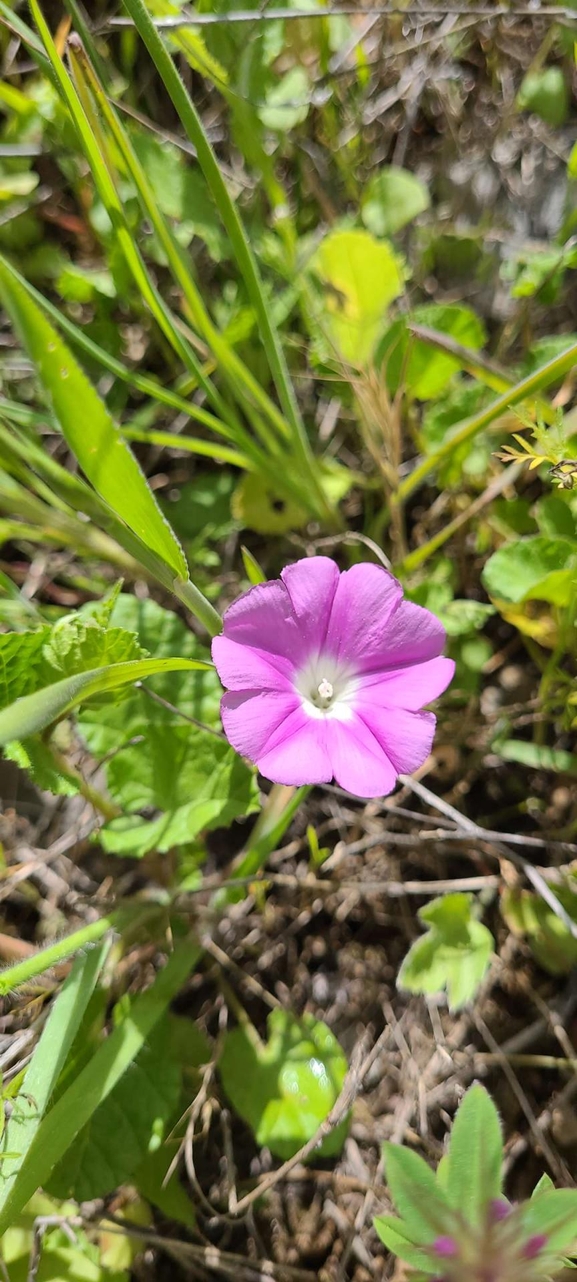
0,656,211,746
0,253,187,581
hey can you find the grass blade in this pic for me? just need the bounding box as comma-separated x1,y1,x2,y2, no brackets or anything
119,0,333,521
0,252,187,579
0,656,211,746
0,943,110,1201
0,938,201,1233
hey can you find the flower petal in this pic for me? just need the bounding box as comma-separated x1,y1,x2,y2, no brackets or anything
280,556,340,653
358,705,437,774
257,708,332,786
326,563,403,667
212,635,294,692
326,715,398,798
220,689,299,760
220,579,302,664
356,656,455,710
366,600,448,672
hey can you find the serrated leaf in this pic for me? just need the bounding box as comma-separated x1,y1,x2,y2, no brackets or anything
383,1143,454,1242
0,628,51,709
44,618,144,679
308,228,404,364
0,656,211,747
445,1085,503,1226
397,894,494,1011
100,723,259,857
48,1020,182,1201
3,737,79,797
0,253,188,581
219,1009,349,1161
78,595,221,759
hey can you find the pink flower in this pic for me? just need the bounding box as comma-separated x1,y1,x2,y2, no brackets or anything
212,557,455,798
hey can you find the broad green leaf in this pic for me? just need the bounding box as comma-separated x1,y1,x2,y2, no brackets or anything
0,939,200,1234
502,886,577,974
378,304,487,399
397,894,494,1011
232,471,308,534
0,629,51,708
44,617,144,678
0,253,188,582
494,741,577,775
445,1085,503,1226
373,1215,436,1272
259,67,310,131
99,723,259,857
309,228,404,364
4,737,79,797
219,1010,349,1160
533,1174,556,1197
48,1020,182,1201
78,595,221,759
0,656,211,747
535,494,576,539
516,1189,577,1252
517,66,569,127
383,1142,454,1241
361,166,430,237
482,536,577,605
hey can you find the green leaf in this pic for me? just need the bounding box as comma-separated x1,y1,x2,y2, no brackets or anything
100,723,259,857
0,945,109,1215
3,737,79,797
48,1019,182,1201
495,741,577,775
0,656,211,747
378,304,487,399
502,886,577,974
78,595,221,759
517,66,569,128
259,66,310,131
0,253,187,582
232,471,308,534
397,894,494,1011
0,628,51,708
361,166,430,237
383,1142,454,1241
308,228,404,364
241,546,267,586
482,536,577,606
517,1188,577,1252
445,1085,503,1226
219,1010,349,1160
44,617,144,678
373,1215,436,1272
535,494,576,539
0,939,200,1234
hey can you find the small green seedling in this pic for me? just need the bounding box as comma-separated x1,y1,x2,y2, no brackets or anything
375,1084,577,1280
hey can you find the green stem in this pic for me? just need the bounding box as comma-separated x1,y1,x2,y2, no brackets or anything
0,908,152,995
172,577,222,639
397,340,577,504
46,743,121,821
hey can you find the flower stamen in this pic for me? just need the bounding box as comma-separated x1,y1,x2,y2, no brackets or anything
317,678,334,705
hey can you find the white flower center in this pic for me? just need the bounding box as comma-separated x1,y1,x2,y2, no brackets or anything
295,654,358,720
